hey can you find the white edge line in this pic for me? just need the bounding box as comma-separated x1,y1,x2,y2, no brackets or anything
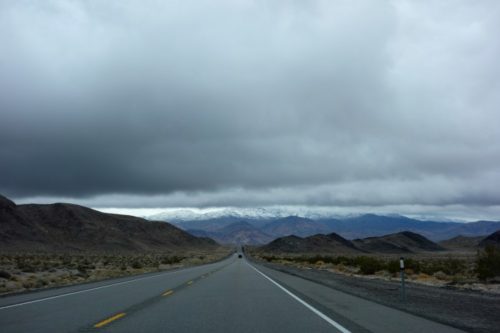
249,263,351,333
0,263,213,310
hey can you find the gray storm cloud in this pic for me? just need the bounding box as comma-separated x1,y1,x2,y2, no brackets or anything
1,0,500,213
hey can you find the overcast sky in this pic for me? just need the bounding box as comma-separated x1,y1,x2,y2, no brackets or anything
1,1,500,220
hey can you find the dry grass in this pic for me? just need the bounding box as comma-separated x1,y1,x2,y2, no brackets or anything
248,249,500,293
0,248,231,295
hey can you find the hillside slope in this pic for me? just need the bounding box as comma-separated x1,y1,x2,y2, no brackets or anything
479,230,500,248
260,232,360,254
353,231,444,253
0,194,217,253
259,231,444,254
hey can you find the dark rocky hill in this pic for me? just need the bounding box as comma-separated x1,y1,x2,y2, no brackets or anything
353,231,444,253
479,230,500,248
260,232,360,254
260,231,444,254
0,195,217,253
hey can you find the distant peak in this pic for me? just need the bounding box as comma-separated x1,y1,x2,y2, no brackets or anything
279,234,303,240
397,231,425,239
280,215,312,221
326,232,346,239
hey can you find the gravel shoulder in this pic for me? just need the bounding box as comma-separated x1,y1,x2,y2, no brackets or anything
255,260,500,333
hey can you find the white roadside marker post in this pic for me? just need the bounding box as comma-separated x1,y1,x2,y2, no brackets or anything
400,257,406,302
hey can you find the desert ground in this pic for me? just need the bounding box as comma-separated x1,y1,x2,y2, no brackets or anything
0,248,232,296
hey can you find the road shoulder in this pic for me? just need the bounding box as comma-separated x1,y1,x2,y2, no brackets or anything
252,261,466,333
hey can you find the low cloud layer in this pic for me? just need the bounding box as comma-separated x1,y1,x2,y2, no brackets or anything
1,1,500,217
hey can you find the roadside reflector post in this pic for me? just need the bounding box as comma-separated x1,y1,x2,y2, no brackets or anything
400,257,406,303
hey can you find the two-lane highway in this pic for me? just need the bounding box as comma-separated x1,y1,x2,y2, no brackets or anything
101,255,339,333
0,254,465,332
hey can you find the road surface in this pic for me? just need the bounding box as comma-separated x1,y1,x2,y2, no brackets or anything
0,254,465,332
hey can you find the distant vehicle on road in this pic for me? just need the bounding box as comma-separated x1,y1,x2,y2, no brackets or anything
238,254,242,258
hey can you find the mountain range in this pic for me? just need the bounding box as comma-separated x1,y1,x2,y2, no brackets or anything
258,230,500,254
0,194,217,253
148,207,347,222
188,221,274,245
259,231,447,254
155,212,500,244
261,216,330,237
3,192,498,251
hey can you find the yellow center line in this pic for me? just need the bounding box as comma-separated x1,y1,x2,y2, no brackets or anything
187,280,193,285
94,312,126,328
162,290,174,297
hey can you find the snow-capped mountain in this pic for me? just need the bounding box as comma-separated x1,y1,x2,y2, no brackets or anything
147,206,349,222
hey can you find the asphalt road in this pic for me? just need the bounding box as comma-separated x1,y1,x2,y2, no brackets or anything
0,254,465,333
